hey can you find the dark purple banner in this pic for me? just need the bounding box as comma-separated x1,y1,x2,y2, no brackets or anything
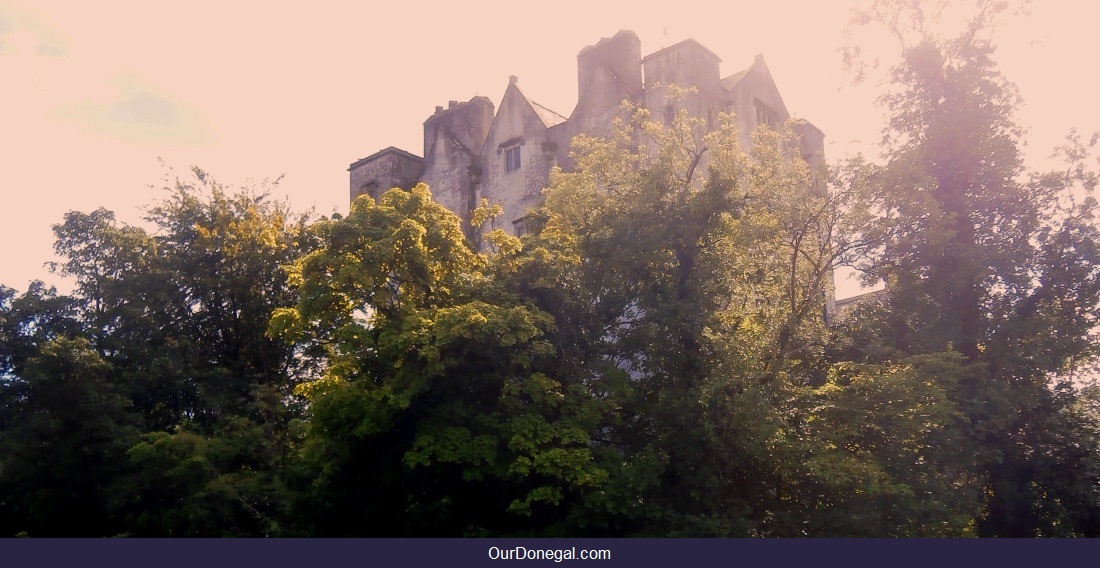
2,538,1094,568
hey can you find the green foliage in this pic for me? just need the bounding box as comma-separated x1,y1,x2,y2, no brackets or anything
277,184,611,535
1,167,315,536
0,337,138,536
0,282,81,379
530,92,852,535
839,0,1100,536
776,353,982,536
3,3,1100,536
114,420,293,537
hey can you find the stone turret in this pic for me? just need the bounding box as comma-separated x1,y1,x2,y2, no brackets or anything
423,96,494,162
348,147,423,202
577,30,642,104
642,38,724,124
419,96,495,229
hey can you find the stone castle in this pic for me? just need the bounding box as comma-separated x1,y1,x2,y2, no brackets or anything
348,30,825,238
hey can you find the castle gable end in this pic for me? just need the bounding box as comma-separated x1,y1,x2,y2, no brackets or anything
349,31,824,243
726,55,790,137
478,78,562,235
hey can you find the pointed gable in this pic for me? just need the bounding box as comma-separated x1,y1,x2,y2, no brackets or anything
480,77,558,156
721,54,794,148
478,76,563,235
725,54,790,122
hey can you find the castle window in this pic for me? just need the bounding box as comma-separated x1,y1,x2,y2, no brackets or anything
505,146,522,173
755,99,778,129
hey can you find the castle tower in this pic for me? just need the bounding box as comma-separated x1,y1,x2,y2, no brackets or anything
419,96,495,227
348,147,424,202
642,39,724,127
547,31,643,171
577,30,642,107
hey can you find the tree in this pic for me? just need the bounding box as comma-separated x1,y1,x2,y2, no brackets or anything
1,167,318,536
0,282,82,380
513,92,864,535
271,184,611,536
842,0,1100,535
0,337,138,536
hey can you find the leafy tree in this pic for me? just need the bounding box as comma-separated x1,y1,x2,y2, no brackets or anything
2,167,317,536
272,184,610,536
112,418,295,537
0,282,81,380
49,169,317,433
504,92,859,535
773,353,982,536
0,337,138,536
842,0,1100,536
138,168,318,432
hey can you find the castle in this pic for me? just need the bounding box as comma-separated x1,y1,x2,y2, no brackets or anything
348,30,825,238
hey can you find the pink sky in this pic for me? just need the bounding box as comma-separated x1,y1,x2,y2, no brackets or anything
1,0,1096,300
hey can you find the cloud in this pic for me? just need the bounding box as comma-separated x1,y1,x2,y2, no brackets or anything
0,1,68,56
0,3,210,146
0,14,11,53
35,41,64,56
51,72,217,146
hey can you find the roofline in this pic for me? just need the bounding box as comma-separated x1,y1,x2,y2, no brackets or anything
423,96,494,126
578,29,640,57
721,69,749,90
348,146,423,171
499,79,568,129
791,118,825,138
835,289,886,307
641,38,721,64
530,99,569,127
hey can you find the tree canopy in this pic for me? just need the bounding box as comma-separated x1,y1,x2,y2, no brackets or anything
1,0,1099,537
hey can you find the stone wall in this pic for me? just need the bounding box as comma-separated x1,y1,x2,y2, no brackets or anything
420,97,494,223
348,147,424,202
478,78,556,237
726,55,790,148
643,39,726,129
348,31,826,237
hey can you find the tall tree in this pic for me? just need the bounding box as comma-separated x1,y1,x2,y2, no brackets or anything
843,0,1100,535
0,337,138,536
272,184,611,536
2,167,318,536
519,93,862,535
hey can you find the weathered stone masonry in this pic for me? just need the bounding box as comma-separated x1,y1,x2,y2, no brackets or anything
348,30,825,238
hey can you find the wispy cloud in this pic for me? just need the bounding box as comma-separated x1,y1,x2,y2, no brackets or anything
51,72,216,146
0,1,68,56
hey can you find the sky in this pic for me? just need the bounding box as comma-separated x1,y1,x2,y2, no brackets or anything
1,0,1096,300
